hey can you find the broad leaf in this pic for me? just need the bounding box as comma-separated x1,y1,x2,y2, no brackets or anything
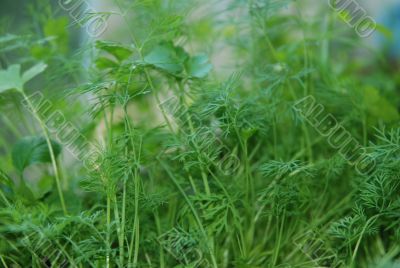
185,54,212,78
0,64,23,92
12,136,62,173
17,179,36,203
0,62,47,93
95,57,119,70
96,40,133,61
22,62,48,83
144,42,187,75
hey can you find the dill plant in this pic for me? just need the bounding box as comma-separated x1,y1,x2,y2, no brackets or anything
0,0,400,267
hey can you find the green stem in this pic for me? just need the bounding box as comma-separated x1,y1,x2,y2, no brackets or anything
122,104,142,268
177,82,211,194
106,195,111,268
264,29,313,162
0,256,8,268
21,91,67,215
351,214,380,265
113,196,123,267
160,160,218,268
271,214,285,267
154,210,165,268
207,167,246,255
133,169,140,267
0,189,10,207
119,179,127,267
128,156,141,267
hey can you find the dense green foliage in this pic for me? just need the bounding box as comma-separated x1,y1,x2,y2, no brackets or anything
0,0,400,267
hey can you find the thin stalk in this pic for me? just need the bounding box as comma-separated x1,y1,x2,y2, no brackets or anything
187,173,198,194
13,94,35,134
243,140,253,202
0,189,10,207
264,30,313,161
0,256,8,268
177,82,211,194
287,82,313,161
100,94,114,268
119,178,127,267
363,114,367,146
351,214,380,265
21,91,67,215
293,1,311,95
271,214,285,267
207,167,246,254
122,104,142,267
160,160,218,268
133,169,140,266
273,116,278,158
154,210,165,268
127,151,141,268
113,196,123,267
106,195,111,268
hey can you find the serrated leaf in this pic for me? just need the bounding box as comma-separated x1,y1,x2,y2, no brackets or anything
144,42,187,75
12,136,62,173
185,54,212,78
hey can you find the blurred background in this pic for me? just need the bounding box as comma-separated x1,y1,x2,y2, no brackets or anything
1,0,400,73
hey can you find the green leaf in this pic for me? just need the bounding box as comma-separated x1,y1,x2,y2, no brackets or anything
144,42,187,75
95,40,133,61
17,179,36,202
22,62,48,83
185,54,212,78
12,136,62,173
95,57,119,69
33,175,54,199
0,62,47,93
0,64,23,92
